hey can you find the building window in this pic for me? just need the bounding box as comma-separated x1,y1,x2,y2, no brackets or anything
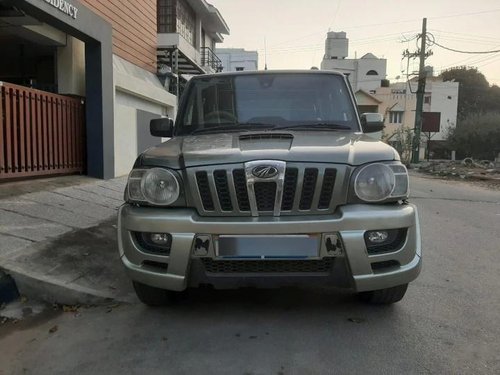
235,67,244,71
177,0,196,46
389,111,404,124
158,0,196,47
366,70,378,76
158,0,176,33
424,95,431,104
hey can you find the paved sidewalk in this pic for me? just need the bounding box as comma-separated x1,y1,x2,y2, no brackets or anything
0,176,137,305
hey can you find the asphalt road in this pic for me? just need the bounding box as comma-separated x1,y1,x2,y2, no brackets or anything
1,174,499,375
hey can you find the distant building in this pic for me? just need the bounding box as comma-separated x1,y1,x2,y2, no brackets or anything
360,76,459,158
216,48,259,72
320,31,387,92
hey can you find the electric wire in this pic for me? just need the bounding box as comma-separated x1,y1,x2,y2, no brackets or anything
427,35,500,54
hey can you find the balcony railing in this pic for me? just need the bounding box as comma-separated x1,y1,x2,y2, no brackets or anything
201,47,223,73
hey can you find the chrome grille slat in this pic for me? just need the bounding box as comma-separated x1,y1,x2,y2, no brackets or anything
195,171,214,211
310,169,325,211
191,162,345,216
206,172,223,213
292,168,306,212
232,169,251,212
299,168,319,210
318,168,337,209
281,168,298,211
213,170,233,212
226,170,242,214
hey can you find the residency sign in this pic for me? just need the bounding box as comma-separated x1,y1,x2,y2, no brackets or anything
43,0,78,19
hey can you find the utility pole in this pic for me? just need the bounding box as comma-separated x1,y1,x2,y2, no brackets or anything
412,18,428,164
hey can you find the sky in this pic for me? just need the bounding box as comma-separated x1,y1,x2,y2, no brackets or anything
210,0,500,86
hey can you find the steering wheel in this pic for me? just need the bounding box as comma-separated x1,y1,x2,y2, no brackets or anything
204,111,237,123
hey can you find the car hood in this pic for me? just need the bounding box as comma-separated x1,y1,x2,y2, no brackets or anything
137,131,399,169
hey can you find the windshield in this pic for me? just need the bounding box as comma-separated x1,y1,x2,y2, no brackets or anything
176,73,359,135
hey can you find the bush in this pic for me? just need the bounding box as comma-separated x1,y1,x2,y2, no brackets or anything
446,113,500,160
383,127,413,165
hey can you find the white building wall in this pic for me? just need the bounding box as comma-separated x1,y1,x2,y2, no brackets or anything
356,58,387,92
427,81,459,141
322,58,386,92
216,48,258,72
321,32,387,92
373,79,459,148
324,31,348,59
113,55,177,177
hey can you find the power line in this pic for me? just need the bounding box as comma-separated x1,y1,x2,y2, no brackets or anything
429,29,500,42
340,8,500,30
429,38,500,54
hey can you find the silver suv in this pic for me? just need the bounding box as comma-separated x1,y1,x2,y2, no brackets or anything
118,71,421,306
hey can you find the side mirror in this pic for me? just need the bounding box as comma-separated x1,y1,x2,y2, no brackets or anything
360,113,385,133
150,117,174,137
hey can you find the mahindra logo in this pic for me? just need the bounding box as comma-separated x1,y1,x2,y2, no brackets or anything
252,165,279,179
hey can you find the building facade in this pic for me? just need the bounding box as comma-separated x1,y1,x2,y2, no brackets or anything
216,48,258,72
0,0,176,180
359,78,459,158
157,0,230,89
320,31,387,92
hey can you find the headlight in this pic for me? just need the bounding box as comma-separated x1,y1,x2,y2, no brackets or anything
127,168,180,206
354,163,408,202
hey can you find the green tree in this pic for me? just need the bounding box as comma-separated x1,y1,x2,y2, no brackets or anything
439,66,500,119
447,113,500,160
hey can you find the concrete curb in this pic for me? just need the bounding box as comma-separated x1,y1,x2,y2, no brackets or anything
1,262,137,306
0,176,133,307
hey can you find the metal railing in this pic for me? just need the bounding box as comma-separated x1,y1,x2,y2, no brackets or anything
0,82,86,180
201,47,223,72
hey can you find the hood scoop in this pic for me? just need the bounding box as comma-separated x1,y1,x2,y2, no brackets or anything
238,133,293,151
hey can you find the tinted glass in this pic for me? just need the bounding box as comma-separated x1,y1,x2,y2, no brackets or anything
177,73,358,135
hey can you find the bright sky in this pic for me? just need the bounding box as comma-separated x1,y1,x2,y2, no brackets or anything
211,0,500,86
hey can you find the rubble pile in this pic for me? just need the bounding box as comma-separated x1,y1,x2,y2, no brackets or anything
416,158,500,183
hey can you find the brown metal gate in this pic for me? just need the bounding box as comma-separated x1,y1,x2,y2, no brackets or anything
0,82,86,180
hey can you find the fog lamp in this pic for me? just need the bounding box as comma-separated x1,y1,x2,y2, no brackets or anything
133,232,172,254
363,228,407,255
150,233,170,245
366,230,389,244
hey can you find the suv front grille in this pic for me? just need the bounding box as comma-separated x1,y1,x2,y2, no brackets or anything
201,258,334,273
191,163,343,216
213,170,233,211
254,182,277,211
281,168,298,211
299,168,319,210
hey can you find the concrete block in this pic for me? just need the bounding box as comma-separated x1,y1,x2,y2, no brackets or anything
0,233,33,258
22,191,116,222
55,186,121,209
97,177,127,193
75,184,123,201
0,200,97,229
0,209,70,242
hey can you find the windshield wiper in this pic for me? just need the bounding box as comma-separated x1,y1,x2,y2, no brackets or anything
190,123,276,135
277,123,352,131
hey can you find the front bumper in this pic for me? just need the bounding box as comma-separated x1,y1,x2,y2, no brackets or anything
118,204,421,292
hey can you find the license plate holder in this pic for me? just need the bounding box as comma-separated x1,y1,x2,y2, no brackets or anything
216,235,320,259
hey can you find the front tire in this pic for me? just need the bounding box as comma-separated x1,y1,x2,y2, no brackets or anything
133,281,180,306
358,283,408,304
